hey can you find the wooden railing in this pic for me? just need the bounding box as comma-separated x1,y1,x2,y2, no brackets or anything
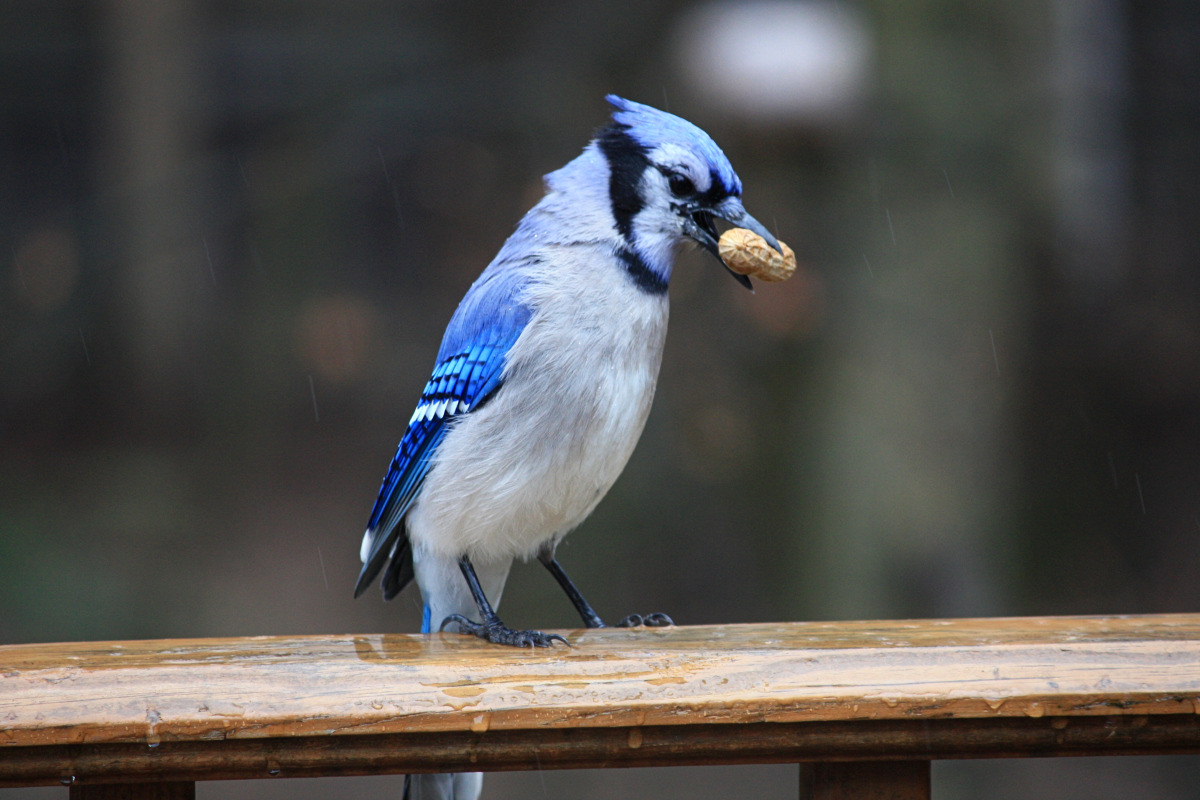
3,614,1199,799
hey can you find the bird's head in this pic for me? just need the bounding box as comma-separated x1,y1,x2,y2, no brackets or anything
595,95,779,290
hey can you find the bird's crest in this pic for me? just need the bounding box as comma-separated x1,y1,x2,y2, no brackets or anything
605,95,742,198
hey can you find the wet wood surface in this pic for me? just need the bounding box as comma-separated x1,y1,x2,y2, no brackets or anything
3,615,1200,786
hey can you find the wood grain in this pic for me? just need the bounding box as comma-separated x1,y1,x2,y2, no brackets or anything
3,615,1199,786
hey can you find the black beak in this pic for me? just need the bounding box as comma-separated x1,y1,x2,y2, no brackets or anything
686,198,781,290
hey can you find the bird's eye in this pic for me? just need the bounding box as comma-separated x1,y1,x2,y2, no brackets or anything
667,172,696,198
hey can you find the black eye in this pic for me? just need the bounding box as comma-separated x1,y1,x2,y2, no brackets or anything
667,172,696,198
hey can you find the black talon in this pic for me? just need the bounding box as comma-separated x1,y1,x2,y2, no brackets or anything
441,613,570,648
450,556,571,648
538,548,674,631
616,612,674,628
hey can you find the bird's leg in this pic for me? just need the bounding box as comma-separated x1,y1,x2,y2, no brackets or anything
441,556,569,648
537,550,607,628
537,549,674,629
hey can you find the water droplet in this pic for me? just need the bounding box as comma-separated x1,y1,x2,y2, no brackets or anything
470,713,490,733
267,768,281,776
627,728,643,749
1025,702,1045,718
59,776,76,786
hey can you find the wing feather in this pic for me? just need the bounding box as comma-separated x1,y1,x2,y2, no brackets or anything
354,268,532,600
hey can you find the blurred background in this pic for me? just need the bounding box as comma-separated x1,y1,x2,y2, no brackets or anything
3,0,1198,797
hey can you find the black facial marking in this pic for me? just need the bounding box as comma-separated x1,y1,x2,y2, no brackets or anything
616,247,669,295
700,168,731,206
597,123,650,241
657,164,732,214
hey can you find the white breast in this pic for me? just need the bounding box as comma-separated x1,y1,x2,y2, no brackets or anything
407,245,669,563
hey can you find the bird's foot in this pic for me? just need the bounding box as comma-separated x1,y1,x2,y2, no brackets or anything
616,612,674,628
441,614,570,648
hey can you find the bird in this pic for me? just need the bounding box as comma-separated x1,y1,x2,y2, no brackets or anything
356,94,780,638
355,95,779,797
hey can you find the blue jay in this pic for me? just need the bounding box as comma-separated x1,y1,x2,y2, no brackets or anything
357,94,779,800
356,95,779,652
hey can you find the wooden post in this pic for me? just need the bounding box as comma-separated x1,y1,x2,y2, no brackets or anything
70,783,195,800
802,761,931,800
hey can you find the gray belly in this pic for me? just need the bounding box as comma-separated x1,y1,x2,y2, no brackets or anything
407,294,668,562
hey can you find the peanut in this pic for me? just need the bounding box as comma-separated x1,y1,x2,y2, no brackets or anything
718,228,796,283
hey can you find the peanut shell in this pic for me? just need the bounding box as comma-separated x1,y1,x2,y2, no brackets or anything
718,228,796,283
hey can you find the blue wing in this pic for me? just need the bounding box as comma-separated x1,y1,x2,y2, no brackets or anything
355,268,532,600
